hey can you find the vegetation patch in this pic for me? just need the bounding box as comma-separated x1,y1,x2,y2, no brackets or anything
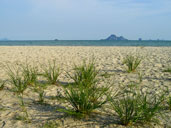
123,54,142,73
68,60,99,88
59,60,109,118
32,82,48,104
6,65,30,122
167,96,171,110
21,62,38,86
42,60,61,84
0,80,5,91
41,120,59,128
109,84,167,126
163,67,171,73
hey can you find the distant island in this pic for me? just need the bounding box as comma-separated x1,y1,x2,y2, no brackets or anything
101,34,128,41
138,38,142,41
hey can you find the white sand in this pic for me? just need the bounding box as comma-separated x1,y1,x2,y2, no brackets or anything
0,46,170,128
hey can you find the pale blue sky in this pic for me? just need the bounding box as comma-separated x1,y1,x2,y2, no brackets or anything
0,0,171,40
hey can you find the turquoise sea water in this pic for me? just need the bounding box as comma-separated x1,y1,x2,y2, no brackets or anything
0,40,171,46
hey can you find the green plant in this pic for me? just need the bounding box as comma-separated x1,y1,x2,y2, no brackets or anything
6,66,30,121
7,67,28,95
0,80,6,90
167,96,171,110
33,82,47,104
69,60,99,88
21,63,38,86
163,67,171,73
14,113,31,123
137,72,143,83
59,60,109,118
41,121,59,128
60,84,109,118
42,60,60,84
123,54,142,73
109,85,166,126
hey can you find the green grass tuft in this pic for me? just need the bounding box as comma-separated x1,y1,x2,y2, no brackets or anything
59,60,109,118
0,80,6,91
167,96,171,110
33,82,48,104
109,84,166,126
61,84,109,118
163,67,171,73
69,60,99,88
42,60,61,84
21,63,38,86
123,54,142,73
6,65,30,121
6,66,28,95
41,121,59,128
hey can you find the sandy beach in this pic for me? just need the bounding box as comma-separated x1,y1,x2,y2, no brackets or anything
0,46,170,128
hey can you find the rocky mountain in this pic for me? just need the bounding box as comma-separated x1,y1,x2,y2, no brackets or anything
102,34,128,41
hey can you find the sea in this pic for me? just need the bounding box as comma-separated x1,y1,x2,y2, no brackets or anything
0,40,171,46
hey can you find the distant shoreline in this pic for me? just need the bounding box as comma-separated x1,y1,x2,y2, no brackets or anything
1,40,171,41
0,40,171,47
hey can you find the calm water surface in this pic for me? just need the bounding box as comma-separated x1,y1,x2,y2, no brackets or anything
0,40,171,46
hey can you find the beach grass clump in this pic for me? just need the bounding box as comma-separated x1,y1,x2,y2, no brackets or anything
21,63,38,86
7,67,28,95
33,82,47,104
6,66,30,122
163,67,171,73
69,60,99,88
42,60,60,84
0,80,6,91
123,54,142,73
59,60,109,118
61,84,109,118
109,84,166,126
41,121,59,128
167,96,171,110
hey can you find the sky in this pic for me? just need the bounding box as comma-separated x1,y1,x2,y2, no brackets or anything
0,0,171,40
